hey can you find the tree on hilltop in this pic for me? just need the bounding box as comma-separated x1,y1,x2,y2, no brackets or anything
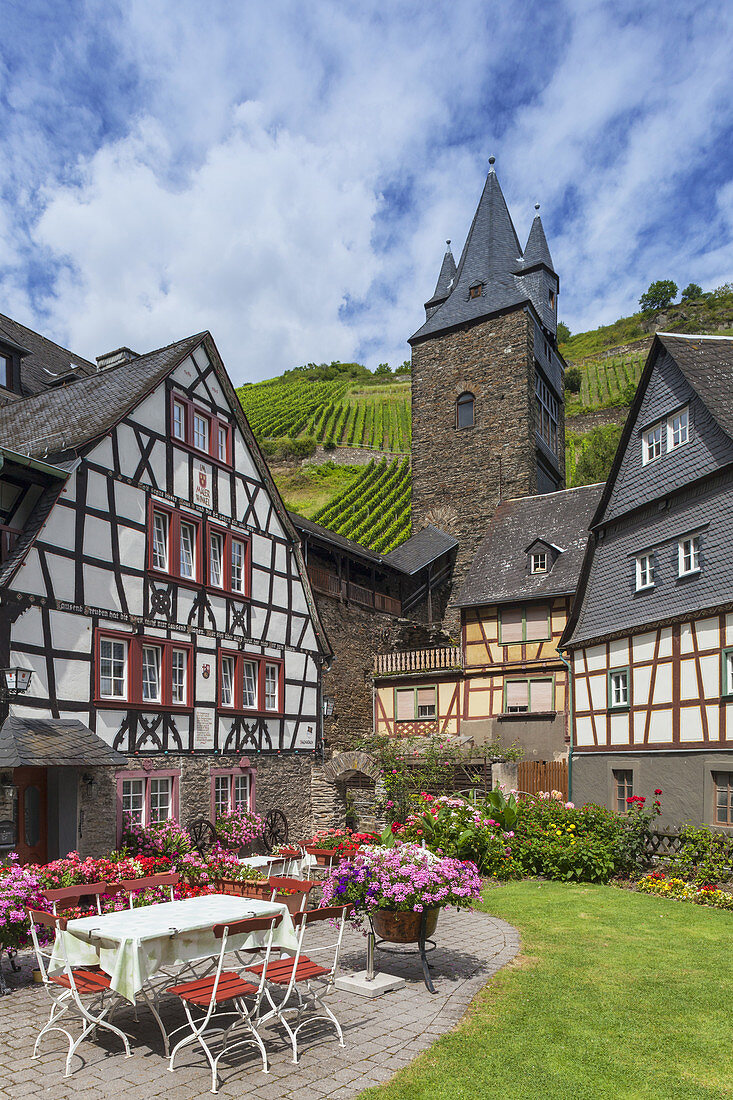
557,321,571,343
639,280,678,313
680,283,703,302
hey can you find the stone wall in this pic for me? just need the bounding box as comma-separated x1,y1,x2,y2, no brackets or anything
78,753,316,857
410,309,538,637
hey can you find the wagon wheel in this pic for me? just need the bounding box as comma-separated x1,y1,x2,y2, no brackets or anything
262,809,289,854
188,816,218,856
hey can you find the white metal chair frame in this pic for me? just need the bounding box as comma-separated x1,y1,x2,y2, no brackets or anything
27,910,132,1077
250,904,350,1064
167,913,282,1095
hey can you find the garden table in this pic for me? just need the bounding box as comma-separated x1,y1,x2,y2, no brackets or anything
53,894,297,1003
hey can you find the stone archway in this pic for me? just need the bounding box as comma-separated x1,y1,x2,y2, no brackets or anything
311,750,383,834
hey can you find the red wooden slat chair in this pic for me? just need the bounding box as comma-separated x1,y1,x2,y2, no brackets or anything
246,904,351,1064
119,871,180,907
267,877,315,914
166,913,283,1095
43,881,109,917
27,909,131,1077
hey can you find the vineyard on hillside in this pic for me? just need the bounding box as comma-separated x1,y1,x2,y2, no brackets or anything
311,457,412,552
237,378,411,453
564,351,647,417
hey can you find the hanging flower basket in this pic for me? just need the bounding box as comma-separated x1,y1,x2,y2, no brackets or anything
372,907,440,944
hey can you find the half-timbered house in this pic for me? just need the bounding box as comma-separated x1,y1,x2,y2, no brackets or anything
562,334,733,829
0,314,331,861
373,486,601,788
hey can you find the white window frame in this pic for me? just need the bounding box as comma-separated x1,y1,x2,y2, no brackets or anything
218,425,228,462
264,663,279,711
172,401,186,441
609,668,629,709
121,778,145,825
635,553,655,591
209,531,223,588
180,522,196,580
242,660,257,709
667,406,689,451
643,422,663,464
141,645,162,704
171,648,187,705
230,539,246,593
99,637,128,700
220,656,235,708
530,551,547,574
193,411,209,452
152,511,169,572
149,776,172,823
678,536,700,577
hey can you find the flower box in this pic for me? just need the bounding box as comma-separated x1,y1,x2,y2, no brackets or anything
215,878,271,900
303,846,342,866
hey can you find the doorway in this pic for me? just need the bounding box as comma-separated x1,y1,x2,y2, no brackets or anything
13,767,48,863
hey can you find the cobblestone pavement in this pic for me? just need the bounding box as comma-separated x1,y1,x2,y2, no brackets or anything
0,908,519,1099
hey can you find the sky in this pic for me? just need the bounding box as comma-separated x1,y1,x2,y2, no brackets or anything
1,0,733,384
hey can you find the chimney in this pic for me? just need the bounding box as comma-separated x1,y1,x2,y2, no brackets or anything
95,347,139,371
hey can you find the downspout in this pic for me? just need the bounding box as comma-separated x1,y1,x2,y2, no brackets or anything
557,647,573,802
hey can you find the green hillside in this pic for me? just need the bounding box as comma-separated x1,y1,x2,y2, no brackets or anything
240,286,733,550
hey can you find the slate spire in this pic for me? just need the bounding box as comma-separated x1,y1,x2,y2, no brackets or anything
522,203,555,272
424,240,457,319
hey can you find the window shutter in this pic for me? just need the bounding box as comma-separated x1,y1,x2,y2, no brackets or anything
505,681,529,709
501,607,523,643
530,678,553,712
525,604,549,641
416,688,436,716
396,689,414,720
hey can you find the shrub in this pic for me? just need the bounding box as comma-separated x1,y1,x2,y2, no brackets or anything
564,366,582,394
120,818,193,858
387,794,515,878
681,282,703,302
323,438,336,451
557,321,571,343
0,857,45,950
667,825,733,885
215,806,264,849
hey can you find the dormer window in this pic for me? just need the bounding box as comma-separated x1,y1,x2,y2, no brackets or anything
469,283,484,299
456,392,475,429
530,552,547,574
1,353,11,390
548,288,556,310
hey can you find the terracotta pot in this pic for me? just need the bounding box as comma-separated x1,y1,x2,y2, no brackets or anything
273,889,306,916
216,878,271,900
304,846,340,866
371,907,440,944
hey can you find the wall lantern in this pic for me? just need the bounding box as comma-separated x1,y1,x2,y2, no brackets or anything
81,773,95,795
322,696,335,718
1,668,33,696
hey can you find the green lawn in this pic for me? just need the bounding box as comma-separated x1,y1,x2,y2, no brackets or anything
359,881,733,1100
272,462,361,518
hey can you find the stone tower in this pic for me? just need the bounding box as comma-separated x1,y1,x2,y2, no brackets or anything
409,158,565,624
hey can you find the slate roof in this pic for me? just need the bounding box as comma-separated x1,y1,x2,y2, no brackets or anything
0,716,128,768
425,244,458,310
0,312,95,397
410,164,556,344
521,212,555,272
655,333,733,440
454,484,604,608
289,512,387,567
0,333,205,459
382,524,458,575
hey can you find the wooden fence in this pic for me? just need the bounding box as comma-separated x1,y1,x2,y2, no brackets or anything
517,760,569,800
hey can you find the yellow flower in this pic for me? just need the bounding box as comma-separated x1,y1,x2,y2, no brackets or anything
568,824,576,831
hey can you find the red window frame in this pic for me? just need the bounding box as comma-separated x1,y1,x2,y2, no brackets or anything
217,649,285,715
206,521,251,598
210,767,256,820
116,769,180,843
95,628,194,711
148,499,203,586
169,391,232,466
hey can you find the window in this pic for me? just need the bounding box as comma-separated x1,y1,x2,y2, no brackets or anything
169,392,232,465
668,407,689,450
172,401,186,440
548,288,555,310
96,631,192,708
394,686,437,722
149,503,202,584
635,553,655,591
530,551,547,574
503,677,554,714
643,423,662,464
714,773,733,826
469,283,483,299
211,770,253,820
99,637,127,699
456,392,475,429
723,649,733,697
608,668,629,709
117,771,179,838
535,373,558,455
613,769,634,813
499,604,550,644
218,652,284,713
678,536,700,576
206,523,251,597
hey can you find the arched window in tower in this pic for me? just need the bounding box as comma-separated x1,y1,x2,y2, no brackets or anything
456,392,475,429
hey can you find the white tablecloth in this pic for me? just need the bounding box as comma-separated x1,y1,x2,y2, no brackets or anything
54,895,297,1002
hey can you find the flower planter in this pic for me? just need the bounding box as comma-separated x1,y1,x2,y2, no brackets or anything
303,846,341,866
272,889,306,916
215,878,271,900
371,907,440,944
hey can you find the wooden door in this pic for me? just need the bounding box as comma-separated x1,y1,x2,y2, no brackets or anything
13,767,48,864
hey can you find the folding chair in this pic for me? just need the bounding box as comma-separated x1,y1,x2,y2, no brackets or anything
43,881,109,916
120,871,180,907
247,904,351,1064
166,913,283,1095
27,910,131,1077
267,876,315,914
